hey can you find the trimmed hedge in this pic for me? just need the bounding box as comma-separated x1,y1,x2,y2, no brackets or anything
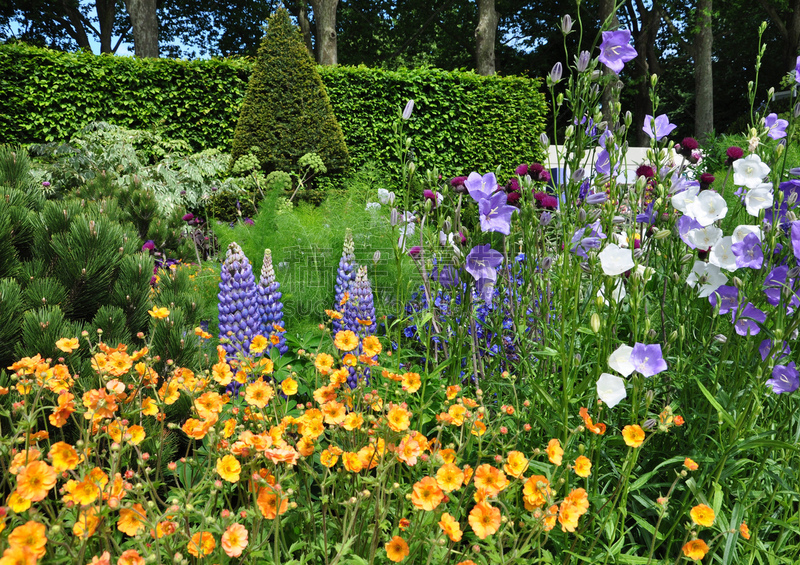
0,42,547,177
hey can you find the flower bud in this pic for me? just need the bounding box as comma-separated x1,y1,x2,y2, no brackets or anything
561,14,573,34
550,62,563,83
714,334,727,343
540,133,550,149
402,99,415,120
576,50,591,72
590,313,601,334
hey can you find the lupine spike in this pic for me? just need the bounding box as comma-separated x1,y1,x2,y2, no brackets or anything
218,242,261,358
344,265,377,337
257,248,288,355
333,229,356,333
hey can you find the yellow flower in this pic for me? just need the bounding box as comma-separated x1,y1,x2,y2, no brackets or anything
401,372,421,393
342,412,363,431
127,425,146,445
682,539,709,561
684,457,699,471
216,455,242,483
385,536,409,563
187,532,216,557
386,405,411,432
334,330,359,352
141,397,159,416
547,438,563,466
250,335,268,355
148,307,170,319
6,490,32,513
362,336,382,357
320,448,339,468
314,353,335,375
573,455,592,478
690,504,715,527
504,451,529,479
245,380,274,409
73,506,101,539
436,463,464,492
56,337,80,353
49,441,80,472
622,424,645,447
281,377,298,395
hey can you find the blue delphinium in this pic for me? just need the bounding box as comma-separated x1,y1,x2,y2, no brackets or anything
218,242,261,358
257,248,288,355
333,229,356,333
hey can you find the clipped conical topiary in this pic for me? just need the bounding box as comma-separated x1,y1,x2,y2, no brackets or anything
229,8,349,176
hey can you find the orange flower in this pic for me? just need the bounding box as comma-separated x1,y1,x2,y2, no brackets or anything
141,397,159,417
396,435,421,466
473,464,509,497
245,380,274,409
82,388,119,421
322,401,347,425
320,449,339,468
384,536,409,563
579,407,606,434
342,412,364,431
438,512,463,542
281,377,298,396
49,442,80,472
445,385,461,399
739,522,751,540
117,504,147,536
314,353,335,375
15,461,56,502
73,506,101,539
106,351,133,377
558,488,590,533
436,463,464,492
216,455,241,483
56,337,80,353
447,404,466,426
682,539,709,561
7,490,32,513
7,520,47,558
573,455,592,478
325,309,343,319
182,418,213,440
118,549,145,565
187,532,216,557
152,520,178,539
522,475,551,510
195,392,225,420
222,523,249,557
127,425,146,446
256,485,289,519
362,336,382,357
622,425,645,447
386,405,412,432
410,476,445,511
468,502,502,539
334,330,359,351
148,307,170,319
401,372,421,393
0,545,38,565
690,504,715,527
342,452,363,473
67,478,100,506
471,421,487,436
547,438,563,466
49,391,76,427
250,334,268,354
313,385,337,405
684,457,699,471
504,451,529,478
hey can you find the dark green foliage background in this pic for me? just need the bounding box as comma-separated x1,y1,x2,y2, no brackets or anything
1,43,547,178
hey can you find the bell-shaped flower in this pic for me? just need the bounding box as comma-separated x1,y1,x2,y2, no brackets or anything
709,285,739,315
709,236,737,272
643,114,677,141
599,243,635,276
744,184,774,217
465,172,498,203
765,113,788,140
732,224,762,244
767,362,799,394
687,225,723,250
608,344,635,377
478,191,517,235
687,190,728,226
597,278,627,304
732,303,766,336
630,343,668,378
597,30,637,74
733,154,770,189
687,261,728,297
596,373,627,408
731,232,763,269
671,183,700,214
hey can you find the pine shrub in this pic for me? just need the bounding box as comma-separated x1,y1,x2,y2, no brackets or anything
229,8,350,177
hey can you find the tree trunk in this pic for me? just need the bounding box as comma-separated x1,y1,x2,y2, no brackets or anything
310,0,338,65
757,0,800,73
57,0,92,50
298,2,316,60
629,2,661,146
475,0,498,75
96,0,116,54
124,0,159,58
694,0,714,141
599,0,619,125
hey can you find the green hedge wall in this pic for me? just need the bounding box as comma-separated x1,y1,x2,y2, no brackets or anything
0,43,547,177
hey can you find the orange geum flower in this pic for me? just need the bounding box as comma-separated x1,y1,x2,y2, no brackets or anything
141,397,159,417
212,361,233,386
117,504,147,536
438,512,463,542
49,391,76,427
446,385,461,399
50,441,80,472
684,457,699,471
83,388,119,421
221,523,249,558
342,452,363,473
15,461,57,502
386,405,412,432
358,444,379,469
622,425,645,447
152,520,178,539
216,455,242,483
682,539,709,561
547,438,563,466
543,504,558,531
127,425,146,446
522,475,551,510
504,451,529,478
158,380,180,405
69,478,100,506
437,448,456,464
195,392,225,420
7,520,47,558
410,476,445,511
473,464,508,497
187,532,216,557
573,455,592,478
0,545,38,565
579,407,606,434
471,420,487,436
739,522,751,540
182,418,214,440
106,351,133,377
249,334,268,355
320,449,339,468
7,490,32,513
385,536,409,563
73,506,101,539
313,384,337,405
362,335,382,357
342,412,364,431
56,337,80,354
256,485,289,519
690,504,715,527
281,377,298,396
322,400,347,425
436,463,464,492
9,449,41,475
314,353,335,375
148,306,170,319
297,436,316,457
329,368,349,387
334,330,359,351
245,380,274,409
118,549,145,565
325,309,343,319
468,502,502,539
401,372,421,393
342,353,357,367
396,436,421,467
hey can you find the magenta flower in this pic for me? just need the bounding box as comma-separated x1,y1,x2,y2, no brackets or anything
598,30,637,74
478,191,517,235
630,343,668,378
765,113,789,140
142,240,156,252
766,362,799,394
643,114,677,141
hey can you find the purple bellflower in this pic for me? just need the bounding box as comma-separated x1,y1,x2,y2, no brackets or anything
570,220,606,258
709,285,739,315
636,201,657,224
759,339,791,362
678,216,703,249
466,244,504,302
598,30,637,74
629,343,668,378
464,172,498,203
643,114,677,141
478,191,517,235
732,302,766,336
792,221,800,261
766,362,799,394
731,232,764,269
765,113,789,140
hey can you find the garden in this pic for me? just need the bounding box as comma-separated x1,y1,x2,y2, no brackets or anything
0,6,799,565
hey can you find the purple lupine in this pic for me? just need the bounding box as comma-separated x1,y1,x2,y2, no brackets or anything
333,229,357,333
257,249,287,355
343,265,377,337
218,242,261,357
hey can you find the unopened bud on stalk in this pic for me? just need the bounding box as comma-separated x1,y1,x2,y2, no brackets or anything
542,256,553,271
564,124,573,138
613,216,626,225
408,162,416,176
580,262,592,274
557,93,564,106
767,87,775,101
776,143,785,158
787,211,798,222
681,253,694,264
654,228,671,239
714,334,727,343
590,313,601,334
561,14,573,34
624,111,633,127
578,208,587,223
540,133,550,149
668,330,678,343
577,50,591,72
550,62,563,83
651,74,658,87
733,276,743,289
588,209,602,222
